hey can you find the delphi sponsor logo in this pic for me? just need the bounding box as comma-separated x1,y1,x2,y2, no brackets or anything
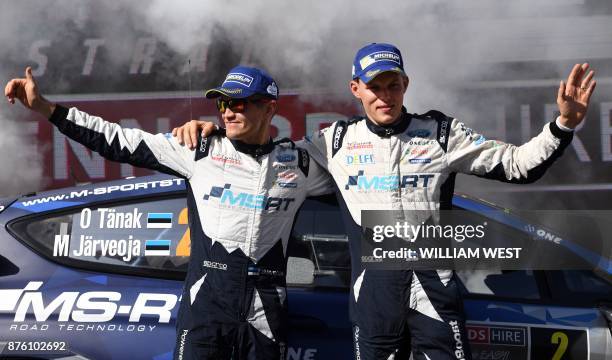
203,183,295,211
224,73,254,87
345,170,434,191
54,223,140,262
0,281,178,333
346,154,375,165
19,178,184,208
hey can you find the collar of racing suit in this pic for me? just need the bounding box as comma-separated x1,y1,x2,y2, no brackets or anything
365,106,413,138
230,138,276,157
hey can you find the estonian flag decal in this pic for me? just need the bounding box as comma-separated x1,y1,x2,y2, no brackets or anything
147,213,173,228
145,240,171,256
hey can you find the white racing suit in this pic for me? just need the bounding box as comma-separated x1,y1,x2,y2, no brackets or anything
301,107,573,360
48,105,333,360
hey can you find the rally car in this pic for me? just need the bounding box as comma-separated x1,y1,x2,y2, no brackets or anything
0,175,610,359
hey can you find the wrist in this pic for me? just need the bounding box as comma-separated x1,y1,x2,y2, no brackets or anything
35,98,56,119
556,116,574,130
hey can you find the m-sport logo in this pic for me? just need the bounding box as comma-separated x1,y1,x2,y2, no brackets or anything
0,282,178,332
203,184,295,211
345,171,434,191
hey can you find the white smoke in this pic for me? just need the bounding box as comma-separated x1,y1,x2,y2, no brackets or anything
0,109,46,195
0,0,609,197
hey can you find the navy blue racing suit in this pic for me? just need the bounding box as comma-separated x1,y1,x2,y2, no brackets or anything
48,105,333,360
301,108,573,359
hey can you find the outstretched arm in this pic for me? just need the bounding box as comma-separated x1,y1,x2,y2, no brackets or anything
447,63,596,183
5,67,195,178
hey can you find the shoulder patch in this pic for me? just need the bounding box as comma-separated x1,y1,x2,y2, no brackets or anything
296,148,310,177
420,110,452,153
331,121,348,157
195,128,225,161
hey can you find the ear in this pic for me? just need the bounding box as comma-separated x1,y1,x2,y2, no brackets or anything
350,79,361,99
402,76,409,93
265,100,278,120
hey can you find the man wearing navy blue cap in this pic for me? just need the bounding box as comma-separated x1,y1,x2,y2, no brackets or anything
170,43,595,359
304,43,595,359
5,65,333,359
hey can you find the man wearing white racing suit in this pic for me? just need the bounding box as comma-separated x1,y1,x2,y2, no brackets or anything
4,66,332,359
300,43,596,359
170,43,596,359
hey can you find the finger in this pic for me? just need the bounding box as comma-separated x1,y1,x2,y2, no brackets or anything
580,70,594,90
184,127,192,149
5,79,24,103
176,128,184,145
557,81,566,102
204,122,216,136
171,127,177,137
585,80,596,103
4,79,19,98
566,63,582,87
5,80,13,99
188,122,197,148
25,67,34,82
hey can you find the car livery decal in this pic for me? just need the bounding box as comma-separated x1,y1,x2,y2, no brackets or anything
466,321,589,360
453,196,610,273
11,177,186,213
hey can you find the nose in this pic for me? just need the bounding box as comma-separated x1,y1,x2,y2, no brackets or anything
379,87,392,102
223,107,236,119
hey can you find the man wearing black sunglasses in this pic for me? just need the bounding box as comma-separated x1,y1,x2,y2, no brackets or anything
5,65,333,360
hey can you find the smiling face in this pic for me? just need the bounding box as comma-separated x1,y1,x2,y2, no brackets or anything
218,96,276,144
350,72,409,126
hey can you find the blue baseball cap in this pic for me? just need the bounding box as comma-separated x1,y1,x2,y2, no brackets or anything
352,43,407,83
205,66,279,99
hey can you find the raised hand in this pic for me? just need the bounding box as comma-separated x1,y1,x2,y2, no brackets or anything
557,63,596,129
4,67,55,117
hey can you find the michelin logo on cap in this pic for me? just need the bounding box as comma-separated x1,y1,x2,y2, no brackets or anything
359,51,401,69
224,73,254,87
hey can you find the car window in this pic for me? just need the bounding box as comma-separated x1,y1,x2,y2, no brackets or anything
560,270,611,294
452,204,542,300
10,197,189,278
290,194,351,288
457,270,540,299
547,270,612,304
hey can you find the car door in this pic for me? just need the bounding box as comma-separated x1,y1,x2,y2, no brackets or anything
286,194,353,360
455,206,611,360
1,194,189,359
